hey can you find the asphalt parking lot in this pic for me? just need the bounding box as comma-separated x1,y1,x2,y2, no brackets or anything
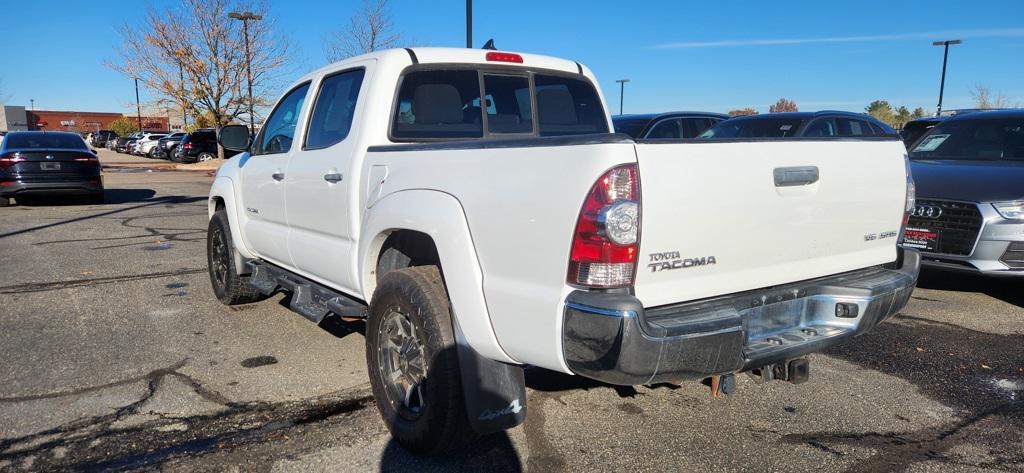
0,149,1021,472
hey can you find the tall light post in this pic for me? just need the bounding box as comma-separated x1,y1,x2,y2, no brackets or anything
466,0,472,48
615,79,630,115
932,39,961,116
29,99,34,111
230,11,262,135
134,77,143,131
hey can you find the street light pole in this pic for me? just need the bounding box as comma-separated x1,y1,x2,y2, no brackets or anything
179,61,187,127
29,99,34,111
134,77,143,131
466,0,472,48
230,11,262,135
932,39,962,116
615,79,630,115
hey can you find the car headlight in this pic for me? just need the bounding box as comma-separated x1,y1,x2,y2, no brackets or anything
992,201,1024,220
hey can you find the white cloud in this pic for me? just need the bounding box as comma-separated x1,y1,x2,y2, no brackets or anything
652,28,1024,49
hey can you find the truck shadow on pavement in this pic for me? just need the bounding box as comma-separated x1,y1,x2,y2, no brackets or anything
915,268,1024,308
13,188,156,206
0,194,204,240
787,312,1024,472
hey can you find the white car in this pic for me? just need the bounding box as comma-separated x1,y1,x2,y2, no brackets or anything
206,47,920,453
134,133,166,157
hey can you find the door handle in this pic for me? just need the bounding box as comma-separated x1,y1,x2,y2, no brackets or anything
323,173,343,183
773,166,819,187
271,171,285,181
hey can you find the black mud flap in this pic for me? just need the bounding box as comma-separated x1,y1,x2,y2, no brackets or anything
453,323,527,435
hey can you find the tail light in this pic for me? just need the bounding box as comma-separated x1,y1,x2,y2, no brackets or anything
568,164,641,288
183,142,193,150
486,52,523,63
898,156,916,244
0,153,25,169
74,154,99,163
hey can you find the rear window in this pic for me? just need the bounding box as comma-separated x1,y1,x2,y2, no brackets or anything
4,133,87,150
700,118,805,138
390,68,608,140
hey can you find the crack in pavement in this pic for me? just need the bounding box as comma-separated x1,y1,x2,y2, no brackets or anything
781,400,1024,472
0,268,206,294
0,359,375,471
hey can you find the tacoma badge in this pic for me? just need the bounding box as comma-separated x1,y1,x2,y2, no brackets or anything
648,251,717,272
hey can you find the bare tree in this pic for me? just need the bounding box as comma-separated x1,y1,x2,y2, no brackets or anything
769,98,798,113
323,0,403,62
108,0,295,126
970,84,1011,110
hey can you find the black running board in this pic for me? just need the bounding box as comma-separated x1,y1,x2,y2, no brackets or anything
248,261,367,323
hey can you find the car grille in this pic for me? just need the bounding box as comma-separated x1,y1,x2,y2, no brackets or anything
999,242,1024,269
906,199,982,256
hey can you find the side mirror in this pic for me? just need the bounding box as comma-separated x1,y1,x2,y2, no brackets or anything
219,125,252,152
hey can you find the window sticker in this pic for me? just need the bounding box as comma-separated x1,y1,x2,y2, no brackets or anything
780,125,793,131
913,134,950,152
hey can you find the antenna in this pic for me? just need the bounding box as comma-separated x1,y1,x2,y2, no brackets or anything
482,39,497,50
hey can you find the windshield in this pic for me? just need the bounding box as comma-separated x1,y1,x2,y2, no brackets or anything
612,118,649,138
910,118,1024,161
699,118,804,138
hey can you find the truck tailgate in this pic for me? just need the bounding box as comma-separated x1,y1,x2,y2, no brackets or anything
633,139,908,308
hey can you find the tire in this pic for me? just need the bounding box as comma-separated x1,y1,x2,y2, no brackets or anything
366,266,476,455
147,148,156,158
0,197,10,207
197,152,216,162
170,152,182,163
207,210,264,305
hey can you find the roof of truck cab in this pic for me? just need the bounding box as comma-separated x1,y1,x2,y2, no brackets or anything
300,47,587,82
614,112,729,121
941,108,1024,121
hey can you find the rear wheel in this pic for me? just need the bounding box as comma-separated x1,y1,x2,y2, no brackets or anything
366,266,476,454
198,152,216,162
0,197,10,207
207,210,264,305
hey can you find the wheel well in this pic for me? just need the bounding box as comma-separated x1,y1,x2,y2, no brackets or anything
376,230,440,283
209,196,226,218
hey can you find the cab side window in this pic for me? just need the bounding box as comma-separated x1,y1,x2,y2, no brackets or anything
305,69,365,149
803,118,837,137
837,118,874,136
254,82,310,155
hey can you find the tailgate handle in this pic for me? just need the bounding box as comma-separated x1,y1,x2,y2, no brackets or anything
773,166,819,187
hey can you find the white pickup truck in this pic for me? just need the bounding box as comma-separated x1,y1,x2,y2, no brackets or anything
207,47,920,453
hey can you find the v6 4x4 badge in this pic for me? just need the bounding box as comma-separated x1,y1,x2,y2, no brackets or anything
648,251,717,272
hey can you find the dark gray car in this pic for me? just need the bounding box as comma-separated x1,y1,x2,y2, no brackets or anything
0,131,104,206
905,109,1024,276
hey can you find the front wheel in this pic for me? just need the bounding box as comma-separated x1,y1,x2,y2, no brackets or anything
207,210,265,305
366,266,476,454
197,152,216,162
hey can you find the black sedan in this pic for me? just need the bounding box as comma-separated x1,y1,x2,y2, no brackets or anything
0,131,104,206
613,112,727,139
698,111,896,138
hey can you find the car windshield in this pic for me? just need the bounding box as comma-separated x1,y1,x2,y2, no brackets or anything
612,118,649,138
4,133,87,150
699,117,804,138
909,118,1024,161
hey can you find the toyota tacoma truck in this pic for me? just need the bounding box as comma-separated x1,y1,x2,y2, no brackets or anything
206,47,920,454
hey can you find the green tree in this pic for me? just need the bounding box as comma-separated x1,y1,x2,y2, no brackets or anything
910,107,927,120
893,106,912,129
109,116,139,136
865,100,895,127
728,108,758,117
769,98,798,113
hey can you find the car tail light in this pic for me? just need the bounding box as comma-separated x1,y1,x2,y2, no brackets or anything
183,142,193,150
568,164,641,288
74,154,99,163
899,156,915,244
0,153,25,169
486,52,523,63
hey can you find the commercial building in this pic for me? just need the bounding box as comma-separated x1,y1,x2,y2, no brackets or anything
0,105,29,132
25,110,169,133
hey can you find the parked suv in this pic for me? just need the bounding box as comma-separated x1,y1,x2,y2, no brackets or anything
905,109,1024,276
699,111,895,138
153,132,187,159
173,129,220,163
90,130,117,148
135,133,167,157
613,112,727,139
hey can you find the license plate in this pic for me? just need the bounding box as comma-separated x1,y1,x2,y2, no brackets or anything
903,227,940,251
40,162,61,171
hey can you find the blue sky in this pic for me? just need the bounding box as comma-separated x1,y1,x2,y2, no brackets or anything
3,0,1023,115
